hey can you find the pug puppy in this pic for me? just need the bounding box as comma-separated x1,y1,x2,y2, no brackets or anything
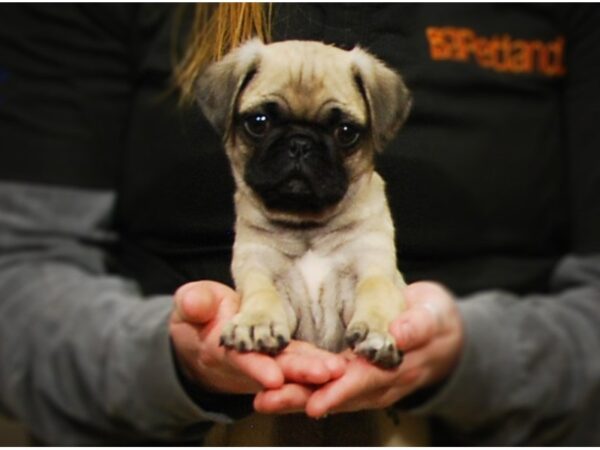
196,39,412,368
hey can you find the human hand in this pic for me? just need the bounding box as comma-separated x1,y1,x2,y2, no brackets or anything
254,281,463,417
169,281,346,396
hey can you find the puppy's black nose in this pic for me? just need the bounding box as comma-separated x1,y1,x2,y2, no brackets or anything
288,136,314,160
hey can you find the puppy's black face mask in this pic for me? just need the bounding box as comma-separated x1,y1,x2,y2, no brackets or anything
237,102,364,215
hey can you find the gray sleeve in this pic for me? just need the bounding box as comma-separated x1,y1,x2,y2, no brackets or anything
0,182,236,445
404,254,600,445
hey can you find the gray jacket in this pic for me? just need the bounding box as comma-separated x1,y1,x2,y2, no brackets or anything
2,183,600,445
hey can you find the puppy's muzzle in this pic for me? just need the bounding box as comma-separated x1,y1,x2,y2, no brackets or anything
288,135,315,162
285,135,316,195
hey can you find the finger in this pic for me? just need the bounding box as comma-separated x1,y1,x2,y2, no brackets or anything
325,385,393,414
404,281,449,308
276,352,332,385
391,282,451,351
389,306,437,351
228,350,285,390
307,350,428,417
306,359,394,418
292,341,347,379
254,383,313,414
173,281,237,324
338,383,410,413
277,341,346,384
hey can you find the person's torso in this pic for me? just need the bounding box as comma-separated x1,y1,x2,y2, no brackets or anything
117,4,569,297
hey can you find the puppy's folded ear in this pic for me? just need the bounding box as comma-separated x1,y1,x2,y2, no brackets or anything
351,47,412,151
195,38,264,137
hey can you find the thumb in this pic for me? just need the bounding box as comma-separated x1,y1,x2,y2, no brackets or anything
389,308,437,351
390,282,448,351
390,281,453,351
173,281,229,325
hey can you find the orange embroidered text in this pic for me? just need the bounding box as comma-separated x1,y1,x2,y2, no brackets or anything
426,27,566,77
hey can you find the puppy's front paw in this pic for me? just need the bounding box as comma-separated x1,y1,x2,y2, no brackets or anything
345,322,403,369
220,313,290,355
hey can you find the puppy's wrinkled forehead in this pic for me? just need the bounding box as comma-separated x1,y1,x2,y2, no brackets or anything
238,41,367,124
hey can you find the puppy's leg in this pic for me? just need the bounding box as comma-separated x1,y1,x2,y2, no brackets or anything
221,270,293,355
346,272,406,368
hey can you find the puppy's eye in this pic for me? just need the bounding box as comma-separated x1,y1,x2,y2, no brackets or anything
243,114,270,138
333,123,361,148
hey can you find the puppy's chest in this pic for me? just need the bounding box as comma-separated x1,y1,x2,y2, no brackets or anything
278,250,356,351
295,251,335,305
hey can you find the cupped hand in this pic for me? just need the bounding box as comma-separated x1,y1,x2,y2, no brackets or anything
255,281,464,417
169,281,346,396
